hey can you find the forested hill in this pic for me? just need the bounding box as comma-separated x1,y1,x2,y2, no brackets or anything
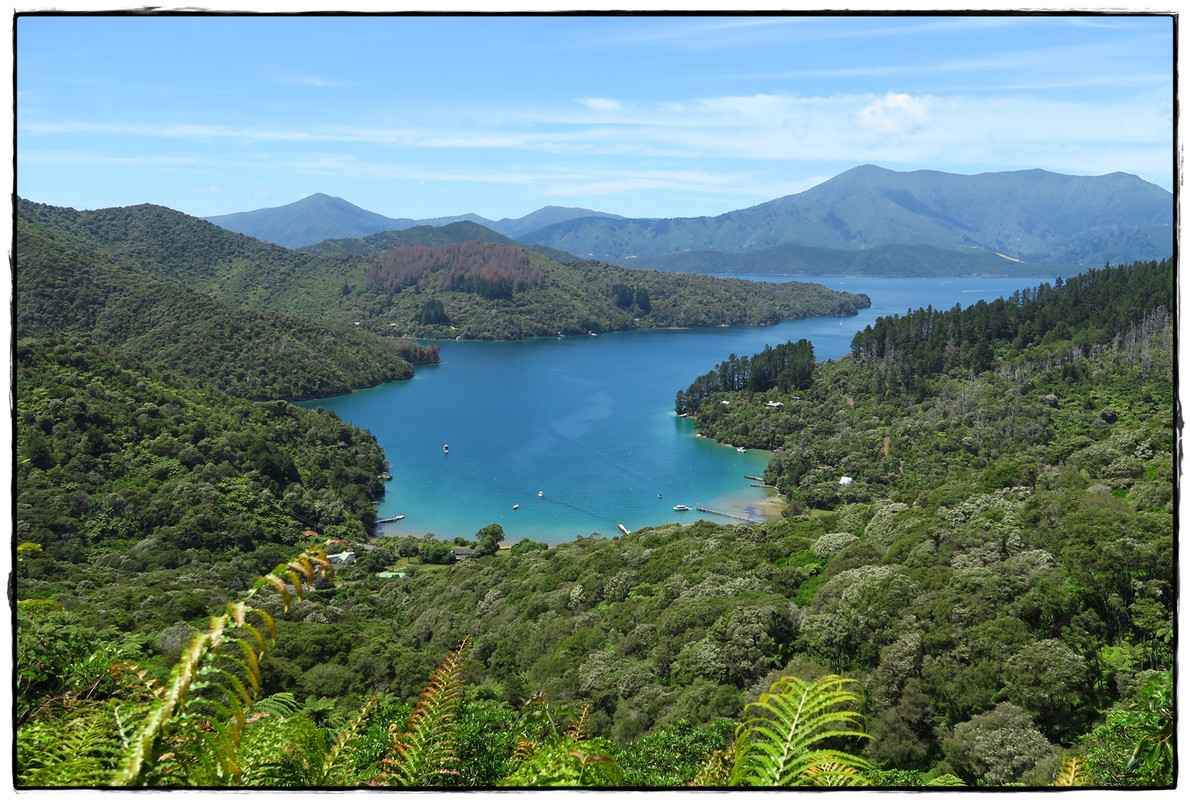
298,219,520,255
15,213,437,401
17,198,872,341
14,336,389,563
679,258,1174,507
520,166,1172,267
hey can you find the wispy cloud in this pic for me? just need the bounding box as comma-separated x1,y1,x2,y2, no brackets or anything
19,81,1172,201
272,71,354,88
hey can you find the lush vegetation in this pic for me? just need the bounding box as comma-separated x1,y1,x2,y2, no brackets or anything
14,336,389,577
15,212,438,401
13,223,1175,787
17,198,872,342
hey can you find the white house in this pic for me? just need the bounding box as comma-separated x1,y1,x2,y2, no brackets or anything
326,551,356,567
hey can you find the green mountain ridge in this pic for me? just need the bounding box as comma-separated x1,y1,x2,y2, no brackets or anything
199,165,1172,273
521,165,1172,267
15,211,436,401
18,198,872,344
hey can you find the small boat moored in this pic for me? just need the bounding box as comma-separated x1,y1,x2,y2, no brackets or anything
443,444,450,454
673,504,690,512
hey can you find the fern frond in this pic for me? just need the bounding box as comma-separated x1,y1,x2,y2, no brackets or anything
17,709,122,787
319,697,379,786
252,692,302,720
377,637,473,787
730,674,872,787
110,547,327,786
1052,754,1087,787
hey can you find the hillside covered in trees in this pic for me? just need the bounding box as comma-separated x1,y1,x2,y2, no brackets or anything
15,213,439,401
14,255,1175,788
17,198,871,343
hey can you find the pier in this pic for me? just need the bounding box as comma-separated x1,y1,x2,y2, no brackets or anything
696,506,763,524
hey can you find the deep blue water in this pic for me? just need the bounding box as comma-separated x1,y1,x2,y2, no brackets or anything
299,275,1053,544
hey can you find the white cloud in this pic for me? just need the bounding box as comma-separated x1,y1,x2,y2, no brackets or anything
856,92,933,134
579,97,624,113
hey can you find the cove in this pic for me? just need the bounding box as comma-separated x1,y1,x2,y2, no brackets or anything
299,275,1052,545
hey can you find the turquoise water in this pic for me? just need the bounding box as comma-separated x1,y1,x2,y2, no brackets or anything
300,275,1053,544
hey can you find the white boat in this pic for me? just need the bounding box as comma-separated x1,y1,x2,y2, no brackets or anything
513,504,519,510
618,523,631,535
443,444,450,454
737,447,747,453
673,504,690,512
538,491,544,498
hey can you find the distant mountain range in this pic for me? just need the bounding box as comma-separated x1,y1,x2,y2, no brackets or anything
205,195,622,250
204,166,1172,275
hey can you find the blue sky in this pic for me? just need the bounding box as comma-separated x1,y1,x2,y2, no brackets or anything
15,11,1175,221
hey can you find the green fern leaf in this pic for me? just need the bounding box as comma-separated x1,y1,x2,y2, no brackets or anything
730,674,872,787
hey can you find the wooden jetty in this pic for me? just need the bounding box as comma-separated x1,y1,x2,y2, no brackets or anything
696,506,762,524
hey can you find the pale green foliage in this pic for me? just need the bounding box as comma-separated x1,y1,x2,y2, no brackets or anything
727,674,872,787
943,702,1055,785
811,532,858,557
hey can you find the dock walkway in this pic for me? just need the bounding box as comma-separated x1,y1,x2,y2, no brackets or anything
696,506,763,524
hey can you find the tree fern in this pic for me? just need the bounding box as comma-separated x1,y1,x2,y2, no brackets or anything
109,546,333,786
375,636,472,786
727,674,873,787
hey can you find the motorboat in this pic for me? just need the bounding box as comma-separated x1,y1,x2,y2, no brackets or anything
673,504,690,512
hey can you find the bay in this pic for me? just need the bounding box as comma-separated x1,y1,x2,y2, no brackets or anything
299,274,1054,545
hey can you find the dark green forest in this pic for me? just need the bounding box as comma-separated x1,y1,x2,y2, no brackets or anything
14,243,1175,788
15,214,438,401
